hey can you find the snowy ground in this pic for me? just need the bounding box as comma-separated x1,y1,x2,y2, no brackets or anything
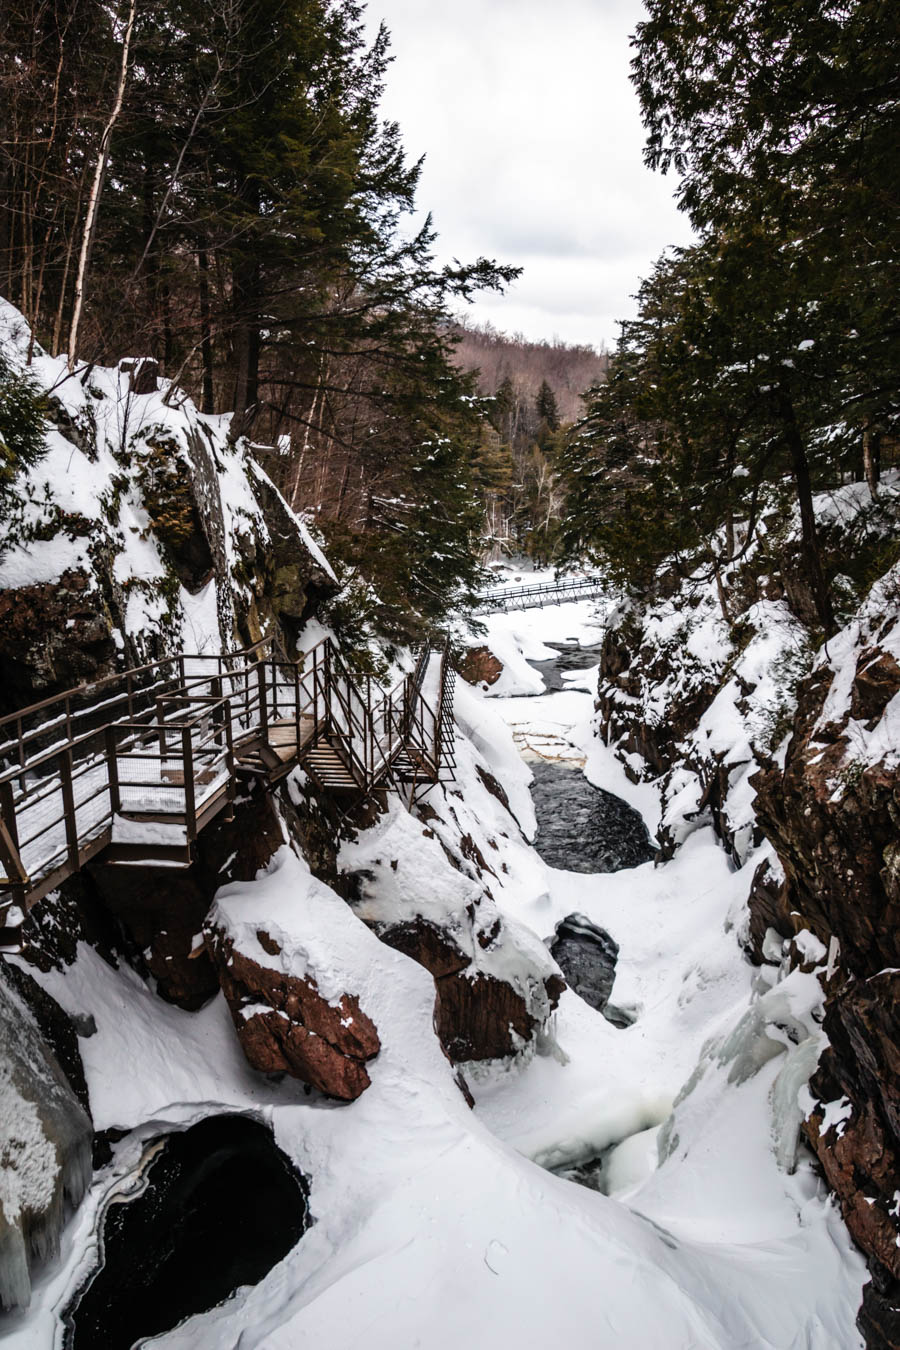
3,600,866,1349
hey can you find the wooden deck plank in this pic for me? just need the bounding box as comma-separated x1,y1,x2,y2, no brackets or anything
1,641,455,919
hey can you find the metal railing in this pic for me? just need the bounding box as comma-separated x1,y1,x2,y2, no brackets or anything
0,634,457,923
474,574,606,614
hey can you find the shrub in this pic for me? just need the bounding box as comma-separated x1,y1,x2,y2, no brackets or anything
0,353,47,498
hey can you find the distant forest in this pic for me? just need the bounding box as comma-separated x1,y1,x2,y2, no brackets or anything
451,321,608,561
450,322,608,426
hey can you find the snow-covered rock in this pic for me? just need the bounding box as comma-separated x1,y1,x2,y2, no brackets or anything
341,802,564,1062
205,849,381,1100
0,969,92,1311
0,298,334,709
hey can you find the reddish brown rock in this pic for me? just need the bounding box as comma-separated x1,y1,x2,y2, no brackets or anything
0,569,117,713
456,645,503,687
751,666,900,980
804,973,900,1278
743,858,796,964
377,916,564,1061
205,926,380,1100
749,621,900,1346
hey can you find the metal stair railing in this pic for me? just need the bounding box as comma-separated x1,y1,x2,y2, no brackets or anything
0,633,460,925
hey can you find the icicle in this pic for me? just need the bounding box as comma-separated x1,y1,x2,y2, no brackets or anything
770,1036,825,1174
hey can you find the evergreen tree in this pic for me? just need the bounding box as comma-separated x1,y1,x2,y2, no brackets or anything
0,353,46,509
0,0,521,635
535,378,560,431
556,0,900,625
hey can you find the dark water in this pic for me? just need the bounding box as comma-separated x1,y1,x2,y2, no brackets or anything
66,1115,310,1350
527,640,604,692
551,1151,611,1193
524,643,651,1039
530,762,653,874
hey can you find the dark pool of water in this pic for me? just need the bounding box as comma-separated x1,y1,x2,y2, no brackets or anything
530,761,653,874
527,641,604,692
551,1152,609,1193
65,1115,310,1350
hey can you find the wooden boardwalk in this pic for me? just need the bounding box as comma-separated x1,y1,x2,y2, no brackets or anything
474,575,606,614
0,638,455,939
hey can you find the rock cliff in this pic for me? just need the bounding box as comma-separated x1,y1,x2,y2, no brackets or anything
589,479,900,1347
0,298,334,712
751,564,900,1347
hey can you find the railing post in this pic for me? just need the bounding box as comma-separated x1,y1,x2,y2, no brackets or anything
0,775,29,909
105,726,121,815
59,748,79,871
0,813,28,897
211,677,224,746
156,695,168,759
257,661,269,738
294,664,301,750
311,645,319,733
182,725,197,838
224,700,236,814
323,643,332,735
0,779,20,856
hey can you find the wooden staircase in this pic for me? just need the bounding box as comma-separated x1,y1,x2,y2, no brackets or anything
0,636,456,943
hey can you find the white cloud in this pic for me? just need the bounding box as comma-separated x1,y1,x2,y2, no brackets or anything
365,0,694,348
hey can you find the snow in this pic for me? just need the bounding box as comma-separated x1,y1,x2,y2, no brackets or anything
0,570,868,1346
0,298,328,664
0,537,91,590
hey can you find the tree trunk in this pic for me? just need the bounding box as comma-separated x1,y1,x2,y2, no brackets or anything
198,248,215,414
67,0,136,371
714,561,731,624
229,254,261,439
862,423,881,498
779,391,834,633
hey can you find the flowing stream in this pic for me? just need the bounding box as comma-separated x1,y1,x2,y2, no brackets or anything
511,638,656,1184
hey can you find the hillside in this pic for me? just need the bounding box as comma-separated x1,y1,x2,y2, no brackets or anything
449,320,608,425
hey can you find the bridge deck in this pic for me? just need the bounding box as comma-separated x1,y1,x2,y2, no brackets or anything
475,575,605,614
0,638,455,935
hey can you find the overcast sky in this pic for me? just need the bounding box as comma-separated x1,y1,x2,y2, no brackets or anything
364,0,694,351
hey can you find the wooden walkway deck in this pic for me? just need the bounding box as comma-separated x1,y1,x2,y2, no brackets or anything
0,638,455,939
474,575,606,614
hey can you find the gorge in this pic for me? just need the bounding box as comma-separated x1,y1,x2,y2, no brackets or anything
1,0,898,1343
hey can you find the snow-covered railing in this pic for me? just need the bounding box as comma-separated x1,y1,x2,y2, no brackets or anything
474,575,606,614
0,635,456,933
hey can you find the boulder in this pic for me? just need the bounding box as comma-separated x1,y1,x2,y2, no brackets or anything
204,924,380,1100
343,810,564,1064
456,645,503,688
0,966,92,1311
377,915,564,1061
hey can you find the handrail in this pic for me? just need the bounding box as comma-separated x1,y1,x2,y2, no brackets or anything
474,575,605,613
0,633,457,917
